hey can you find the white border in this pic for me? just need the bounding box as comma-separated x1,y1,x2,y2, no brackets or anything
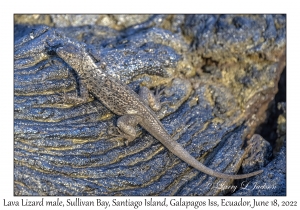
1,0,298,209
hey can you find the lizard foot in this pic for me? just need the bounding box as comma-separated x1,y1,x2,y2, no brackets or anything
139,86,171,112
58,90,91,105
107,126,135,146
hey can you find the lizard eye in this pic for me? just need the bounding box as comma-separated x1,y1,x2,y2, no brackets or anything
46,43,62,55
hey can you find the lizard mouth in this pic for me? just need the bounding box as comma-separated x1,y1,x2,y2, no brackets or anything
55,43,85,62
45,43,63,56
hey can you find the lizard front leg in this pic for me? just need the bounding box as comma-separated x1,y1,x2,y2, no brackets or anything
59,77,93,106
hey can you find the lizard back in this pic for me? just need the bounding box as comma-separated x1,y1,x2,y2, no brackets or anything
56,44,263,179
56,44,155,117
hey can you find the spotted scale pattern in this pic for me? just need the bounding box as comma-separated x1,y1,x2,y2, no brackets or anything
55,43,263,180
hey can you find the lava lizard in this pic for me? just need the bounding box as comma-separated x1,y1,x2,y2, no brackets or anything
55,43,263,179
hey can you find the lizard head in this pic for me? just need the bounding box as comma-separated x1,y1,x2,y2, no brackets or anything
56,43,97,77
56,43,83,69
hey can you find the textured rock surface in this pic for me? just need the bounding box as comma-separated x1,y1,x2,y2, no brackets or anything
14,14,286,196
233,126,286,195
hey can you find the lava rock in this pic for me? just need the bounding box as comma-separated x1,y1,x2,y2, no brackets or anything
14,14,286,196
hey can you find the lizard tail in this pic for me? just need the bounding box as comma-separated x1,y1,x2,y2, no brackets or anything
167,143,263,179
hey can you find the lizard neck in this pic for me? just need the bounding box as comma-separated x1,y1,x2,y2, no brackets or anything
77,52,104,78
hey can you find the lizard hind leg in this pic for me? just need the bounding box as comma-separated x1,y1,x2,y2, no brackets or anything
115,114,142,146
139,86,168,112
